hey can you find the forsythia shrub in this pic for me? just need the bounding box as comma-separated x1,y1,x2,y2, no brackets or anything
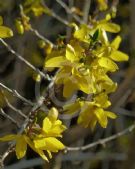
0,0,129,162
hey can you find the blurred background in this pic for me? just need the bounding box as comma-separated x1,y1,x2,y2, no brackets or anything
0,0,135,169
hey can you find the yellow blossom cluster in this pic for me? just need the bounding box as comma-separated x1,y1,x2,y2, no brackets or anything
0,1,129,162
0,108,66,161
45,15,129,129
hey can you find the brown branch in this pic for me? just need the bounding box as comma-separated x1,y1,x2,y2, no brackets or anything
0,108,20,128
1,89,27,119
30,27,56,47
56,0,83,24
66,123,135,151
0,82,34,106
82,0,91,23
0,38,51,81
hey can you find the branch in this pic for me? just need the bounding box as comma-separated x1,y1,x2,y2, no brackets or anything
0,96,45,166
83,0,91,23
39,1,70,26
0,146,15,169
0,82,34,106
0,38,51,81
55,0,83,24
30,27,56,47
66,123,135,151
1,89,27,119
0,108,20,128
51,11,70,26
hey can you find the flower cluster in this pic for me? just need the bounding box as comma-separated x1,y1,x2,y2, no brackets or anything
45,15,128,129
0,1,129,162
0,108,66,161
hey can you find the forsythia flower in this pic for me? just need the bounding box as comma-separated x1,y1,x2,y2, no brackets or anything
0,107,66,161
33,108,66,154
0,16,13,38
44,15,129,129
64,93,117,129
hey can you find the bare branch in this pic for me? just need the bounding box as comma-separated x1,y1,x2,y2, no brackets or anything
66,123,135,151
30,27,56,47
0,82,34,106
0,38,51,81
51,11,70,26
55,0,83,24
83,0,91,23
0,146,15,168
1,90,27,119
0,108,20,128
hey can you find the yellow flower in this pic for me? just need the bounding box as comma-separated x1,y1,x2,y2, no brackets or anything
0,134,27,159
41,107,67,138
33,108,66,155
0,16,13,38
45,43,96,97
64,93,116,129
95,35,129,72
78,101,116,129
0,107,66,161
0,134,49,161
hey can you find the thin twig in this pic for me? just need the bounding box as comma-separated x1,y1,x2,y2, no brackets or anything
1,89,27,119
56,0,83,24
40,1,70,26
19,5,57,46
51,11,70,26
66,123,135,151
0,108,20,128
0,146,15,169
0,82,34,106
30,27,56,47
83,0,91,23
0,38,51,81
0,96,45,165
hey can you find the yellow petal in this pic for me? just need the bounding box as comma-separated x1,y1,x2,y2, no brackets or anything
43,117,52,133
94,108,108,128
45,56,65,68
34,138,47,149
47,150,52,159
106,111,117,119
63,78,77,98
66,44,76,62
94,93,111,108
44,137,65,152
111,36,122,49
0,26,13,38
16,135,27,159
99,23,120,33
63,102,80,114
25,136,49,162
49,125,66,137
98,57,118,72
74,24,88,40
109,51,129,61
37,149,49,161
76,75,91,94
34,137,65,152
0,134,17,141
